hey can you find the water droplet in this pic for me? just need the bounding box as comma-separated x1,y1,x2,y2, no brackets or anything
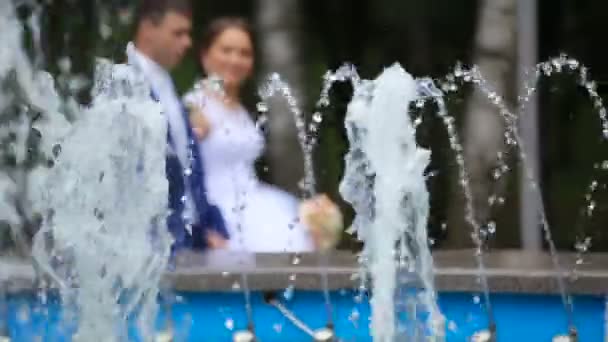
587,201,596,215
231,282,241,290
57,57,72,74
207,75,225,94
225,318,234,330
349,308,360,322
183,168,192,176
99,23,112,40
551,58,563,72
256,102,268,113
292,256,300,265
17,304,30,323
567,59,580,70
487,221,496,234
454,67,464,78
448,321,458,332
312,112,323,123
318,97,330,107
283,285,295,300
273,323,283,333
472,295,481,304
590,181,599,191
575,237,592,253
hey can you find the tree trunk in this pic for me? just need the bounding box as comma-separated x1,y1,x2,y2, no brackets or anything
255,0,306,194
446,0,517,247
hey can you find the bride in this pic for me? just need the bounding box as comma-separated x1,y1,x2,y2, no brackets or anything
183,17,342,253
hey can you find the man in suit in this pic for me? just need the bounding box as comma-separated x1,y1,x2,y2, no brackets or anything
128,0,228,251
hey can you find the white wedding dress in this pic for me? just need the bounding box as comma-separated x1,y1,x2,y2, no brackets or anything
183,86,314,253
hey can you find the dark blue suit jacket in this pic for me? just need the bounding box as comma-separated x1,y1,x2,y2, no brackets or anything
152,90,229,253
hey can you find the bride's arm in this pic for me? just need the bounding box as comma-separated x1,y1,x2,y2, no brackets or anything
183,91,211,141
186,103,211,140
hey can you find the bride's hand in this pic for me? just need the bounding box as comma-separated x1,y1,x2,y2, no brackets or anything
206,230,228,249
299,194,344,251
188,104,211,141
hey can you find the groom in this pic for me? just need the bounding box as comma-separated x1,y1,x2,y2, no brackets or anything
129,0,228,251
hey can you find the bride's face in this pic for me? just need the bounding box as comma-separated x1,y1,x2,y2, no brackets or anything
202,28,254,91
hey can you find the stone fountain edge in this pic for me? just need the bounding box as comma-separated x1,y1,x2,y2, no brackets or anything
1,249,607,295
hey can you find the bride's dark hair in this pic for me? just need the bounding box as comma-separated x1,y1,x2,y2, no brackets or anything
199,17,254,56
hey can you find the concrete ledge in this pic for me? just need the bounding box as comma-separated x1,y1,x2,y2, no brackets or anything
2,250,608,295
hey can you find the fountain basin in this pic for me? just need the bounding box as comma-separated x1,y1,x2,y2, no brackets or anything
1,250,607,341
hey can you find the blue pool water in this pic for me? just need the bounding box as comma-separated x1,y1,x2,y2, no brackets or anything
3,290,605,341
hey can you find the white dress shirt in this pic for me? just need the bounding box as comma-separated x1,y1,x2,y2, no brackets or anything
126,42,198,224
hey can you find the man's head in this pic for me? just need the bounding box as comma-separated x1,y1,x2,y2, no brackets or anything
134,0,192,70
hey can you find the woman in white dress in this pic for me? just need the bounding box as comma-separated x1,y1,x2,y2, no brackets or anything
183,18,342,253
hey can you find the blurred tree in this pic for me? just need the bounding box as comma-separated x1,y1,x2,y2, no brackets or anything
446,0,517,247
539,0,608,251
254,0,306,195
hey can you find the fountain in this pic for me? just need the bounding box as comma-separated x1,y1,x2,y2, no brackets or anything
1,2,171,341
338,65,442,341
1,1,608,341
30,59,171,341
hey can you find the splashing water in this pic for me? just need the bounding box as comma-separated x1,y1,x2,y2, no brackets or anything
439,55,608,336
258,73,316,197
339,64,443,341
252,55,607,340
4,0,607,340
418,78,497,331
0,1,70,231
1,2,172,340
257,72,338,332
30,61,171,341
